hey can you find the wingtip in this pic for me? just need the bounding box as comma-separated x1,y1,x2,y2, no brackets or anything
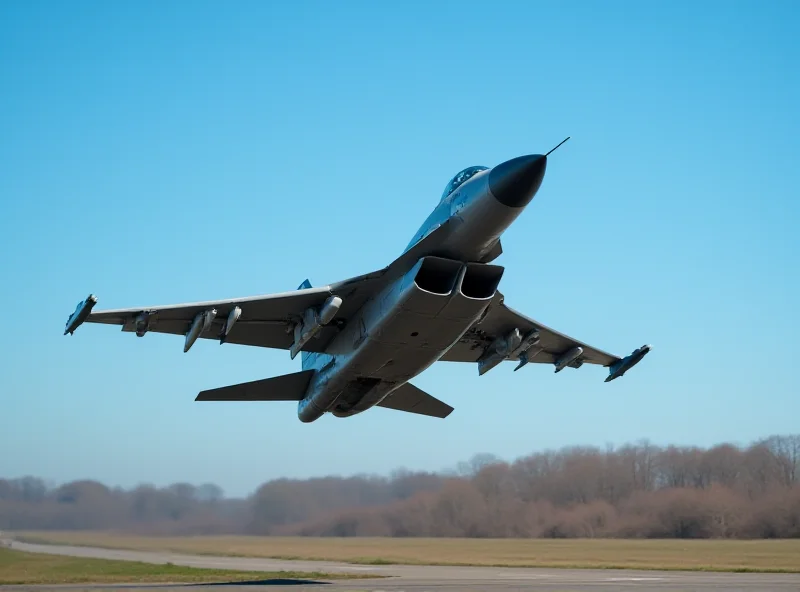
604,343,652,383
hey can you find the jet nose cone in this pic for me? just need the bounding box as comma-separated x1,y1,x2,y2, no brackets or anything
488,154,547,208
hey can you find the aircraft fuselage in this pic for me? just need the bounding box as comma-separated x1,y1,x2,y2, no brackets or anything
297,154,548,422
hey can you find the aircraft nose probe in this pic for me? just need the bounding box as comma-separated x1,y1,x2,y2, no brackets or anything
488,137,570,208
488,154,547,208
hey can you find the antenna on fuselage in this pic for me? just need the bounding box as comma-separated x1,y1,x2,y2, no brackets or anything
545,136,570,157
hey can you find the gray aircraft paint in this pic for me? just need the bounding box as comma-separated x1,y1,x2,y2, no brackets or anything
64,146,651,423
298,258,504,422
293,158,545,422
295,161,531,422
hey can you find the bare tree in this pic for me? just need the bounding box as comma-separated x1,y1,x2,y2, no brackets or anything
762,435,800,487
4,434,800,539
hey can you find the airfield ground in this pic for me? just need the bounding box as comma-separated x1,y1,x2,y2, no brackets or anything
11,531,800,573
0,546,373,585
6,538,800,592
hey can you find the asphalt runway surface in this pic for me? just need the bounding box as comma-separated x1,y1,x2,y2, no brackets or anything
6,540,800,591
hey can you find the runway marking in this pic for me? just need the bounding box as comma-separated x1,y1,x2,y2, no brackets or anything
606,577,667,581
495,574,557,580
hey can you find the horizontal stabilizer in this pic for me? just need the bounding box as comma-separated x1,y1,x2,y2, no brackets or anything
377,383,453,419
196,369,315,402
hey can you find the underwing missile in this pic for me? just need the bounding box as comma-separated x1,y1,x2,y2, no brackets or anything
184,313,205,352
201,308,217,333
318,296,342,325
184,309,217,353
513,345,544,371
554,346,583,373
508,329,541,371
290,296,343,359
605,344,652,382
508,329,540,359
64,294,98,335
477,354,504,376
478,328,522,375
219,306,242,344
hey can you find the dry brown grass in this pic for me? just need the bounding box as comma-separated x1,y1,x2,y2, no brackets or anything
13,531,800,573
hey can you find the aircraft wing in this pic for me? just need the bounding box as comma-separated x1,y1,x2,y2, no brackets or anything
63,217,460,353
79,286,351,352
440,290,625,372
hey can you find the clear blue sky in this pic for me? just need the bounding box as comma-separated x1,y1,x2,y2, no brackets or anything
1,0,798,497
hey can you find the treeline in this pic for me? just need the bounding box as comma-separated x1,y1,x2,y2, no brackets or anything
0,480,250,535
2,434,799,539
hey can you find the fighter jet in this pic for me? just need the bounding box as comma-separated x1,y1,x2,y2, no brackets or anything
64,139,651,422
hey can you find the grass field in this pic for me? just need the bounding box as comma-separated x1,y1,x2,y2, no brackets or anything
0,546,377,585
12,531,800,573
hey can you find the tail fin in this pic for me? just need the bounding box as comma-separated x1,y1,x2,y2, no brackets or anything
297,279,313,368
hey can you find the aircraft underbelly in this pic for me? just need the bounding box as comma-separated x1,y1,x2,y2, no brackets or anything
327,258,504,417
299,255,505,421
357,312,473,380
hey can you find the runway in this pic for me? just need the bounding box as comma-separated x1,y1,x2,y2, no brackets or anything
6,540,800,591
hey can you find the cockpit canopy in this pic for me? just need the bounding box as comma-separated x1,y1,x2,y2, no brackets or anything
440,166,489,201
